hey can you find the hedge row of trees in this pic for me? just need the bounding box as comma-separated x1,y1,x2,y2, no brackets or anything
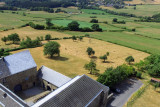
135,54,160,77
46,20,103,32
1,33,20,44
4,0,75,8
97,64,137,87
20,37,42,48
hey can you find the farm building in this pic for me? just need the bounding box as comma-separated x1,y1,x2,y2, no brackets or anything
0,50,109,107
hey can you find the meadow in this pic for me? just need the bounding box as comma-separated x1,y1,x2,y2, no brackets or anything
101,4,160,17
0,6,160,107
11,38,149,79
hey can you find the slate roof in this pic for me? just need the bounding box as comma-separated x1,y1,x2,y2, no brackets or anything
38,66,72,87
32,75,109,107
3,50,37,75
0,84,28,107
0,58,10,79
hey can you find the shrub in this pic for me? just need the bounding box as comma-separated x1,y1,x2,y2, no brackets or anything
90,19,98,23
20,37,42,48
45,34,51,41
80,27,93,32
136,72,142,79
67,21,80,31
97,64,136,87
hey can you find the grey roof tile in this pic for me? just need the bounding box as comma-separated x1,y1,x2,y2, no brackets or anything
4,50,37,75
38,66,71,87
33,75,109,107
0,58,11,79
0,84,28,107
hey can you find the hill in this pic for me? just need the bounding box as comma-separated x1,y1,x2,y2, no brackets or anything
124,0,160,4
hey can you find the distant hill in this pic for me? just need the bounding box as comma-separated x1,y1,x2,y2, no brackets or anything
124,0,160,4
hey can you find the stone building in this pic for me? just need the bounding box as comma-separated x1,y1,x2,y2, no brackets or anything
38,66,71,91
0,50,109,107
0,50,37,92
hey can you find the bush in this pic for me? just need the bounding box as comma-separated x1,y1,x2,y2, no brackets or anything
80,27,93,32
97,64,136,87
67,21,80,31
136,72,142,79
132,28,136,32
90,19,98,23
34,24,45,30
45,34,51,41
20,37,42,48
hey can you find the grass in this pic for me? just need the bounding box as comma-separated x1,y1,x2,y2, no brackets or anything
124,85,160,107
103,4,160,17
11,38,149,79
0,27,71,49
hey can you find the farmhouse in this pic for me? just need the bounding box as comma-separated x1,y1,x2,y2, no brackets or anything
0,50,109,107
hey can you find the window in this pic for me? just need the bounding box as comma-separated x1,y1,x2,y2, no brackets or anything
3,93,7,98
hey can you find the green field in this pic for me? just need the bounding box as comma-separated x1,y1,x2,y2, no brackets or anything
0,6,160,107
0,8,160,54
104,4,160,17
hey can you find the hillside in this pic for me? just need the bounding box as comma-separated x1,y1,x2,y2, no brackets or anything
124,0,160,4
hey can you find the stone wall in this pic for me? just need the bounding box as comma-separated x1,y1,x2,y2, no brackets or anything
40,79,58,91
0,67,37,92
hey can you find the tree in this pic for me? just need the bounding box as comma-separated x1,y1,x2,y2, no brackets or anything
113,18,118,22
136,72,142,79
72,35,77,41
67,21,80,31
43,41,60,58
85,34,90,37
45,34,51,41
20,36,42,48
106,52,110,56
97,64,136,87
46,18,53,28
99,55,107,62
125,56,134,64
90,19,98,23
91,24,102,31
84,60,99,75
1,36,8,45
154,82,160,91
86,47,95,57
8,33,20,44
79,36,83,41
0,48,10,58
99,52,110,62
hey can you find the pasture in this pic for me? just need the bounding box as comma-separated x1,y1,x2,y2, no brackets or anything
0,27,71,48
0,7,160,106
101,4,160,17
11,38,149,79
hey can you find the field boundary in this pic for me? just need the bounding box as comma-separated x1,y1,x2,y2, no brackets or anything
126,83,149,107
90,36,151,54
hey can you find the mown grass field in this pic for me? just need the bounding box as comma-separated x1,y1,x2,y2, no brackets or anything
101,4,160,17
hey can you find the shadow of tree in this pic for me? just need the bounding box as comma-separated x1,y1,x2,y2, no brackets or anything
47,56,69,61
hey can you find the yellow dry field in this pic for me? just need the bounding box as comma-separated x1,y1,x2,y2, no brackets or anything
0,27,71,48
124,0,160,4
126,85,160,107
11,38,149,79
